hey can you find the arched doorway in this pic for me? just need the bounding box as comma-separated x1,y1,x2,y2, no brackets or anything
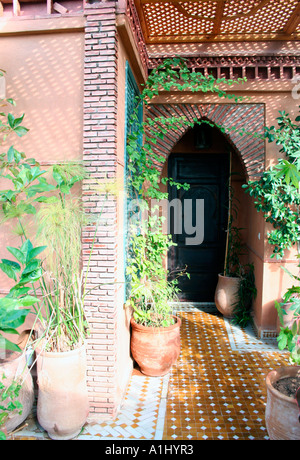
146,102,265,302
166,123,247,302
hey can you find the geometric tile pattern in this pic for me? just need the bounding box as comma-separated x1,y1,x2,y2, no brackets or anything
163,305,289,440
12,303,289,441
81,372,170,440
13,370,170,441
224,316,285,353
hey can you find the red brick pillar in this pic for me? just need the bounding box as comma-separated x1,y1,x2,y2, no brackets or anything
83,0,119,419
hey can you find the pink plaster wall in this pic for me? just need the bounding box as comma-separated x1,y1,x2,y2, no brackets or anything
0,26,84,295
151,81,298,335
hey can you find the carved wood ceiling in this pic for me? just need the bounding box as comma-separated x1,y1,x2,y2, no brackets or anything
134,0,300,43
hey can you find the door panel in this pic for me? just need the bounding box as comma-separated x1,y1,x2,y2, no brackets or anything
168,153,229,301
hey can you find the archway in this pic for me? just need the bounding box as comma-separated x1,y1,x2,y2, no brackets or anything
146,103,265,181
147,103,265,301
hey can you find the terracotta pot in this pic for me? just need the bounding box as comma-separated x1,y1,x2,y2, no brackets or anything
214,274,240,318
0,351,34,433
130,316,181,377
36,343,89,440
265,366,300,440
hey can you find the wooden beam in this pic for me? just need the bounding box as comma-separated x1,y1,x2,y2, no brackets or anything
146,31,300,44
135,0,150,43
47,0,53,14
140,0,213,4
212,0,225,35
12,0,20,16
283,2,300,35
53,2,68,14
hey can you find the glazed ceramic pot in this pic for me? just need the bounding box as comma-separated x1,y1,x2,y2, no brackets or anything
265,366,300,440
214,274,240,318
36,343,89,440
0,351,34,433
130,316,181,377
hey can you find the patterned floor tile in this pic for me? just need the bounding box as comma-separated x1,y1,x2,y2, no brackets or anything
162,305,289,440
11,303,289,441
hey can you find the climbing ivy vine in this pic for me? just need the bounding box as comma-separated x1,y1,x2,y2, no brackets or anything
127,57,246,202
125,57,248,327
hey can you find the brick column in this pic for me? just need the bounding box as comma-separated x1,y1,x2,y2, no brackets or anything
82,0,119,419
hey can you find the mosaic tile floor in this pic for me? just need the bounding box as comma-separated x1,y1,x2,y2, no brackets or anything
12,303,289,441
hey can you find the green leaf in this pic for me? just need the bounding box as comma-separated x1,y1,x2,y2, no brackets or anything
0,262,18,281
18,295,39,307
0,337,21,353
6,246,25,264
8,286,30,298
7,113,14,128
277,333,288,350
23,204,36,215
13,114,25,128
27,245,46,261
33,196,58,203
22,259,40,276
18,268,42,285
7,146,15,162
59,184,71,194
275,301,285,326
13,126,29,137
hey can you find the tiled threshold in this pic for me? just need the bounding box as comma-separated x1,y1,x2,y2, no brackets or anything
12,303,289,441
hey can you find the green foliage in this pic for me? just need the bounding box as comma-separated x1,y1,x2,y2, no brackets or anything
126,214,187,327
223,185,256,326
126,57,247,327
223,185,246,277
243,107,300,362
0,239,44,353
232,264,257,328
0,90,45,353
0,83,90,351
243,108,300,259
275,279,300,365
0,375,22,440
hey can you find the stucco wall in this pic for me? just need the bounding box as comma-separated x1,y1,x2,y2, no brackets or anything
150,79,298,335
0,22,84,294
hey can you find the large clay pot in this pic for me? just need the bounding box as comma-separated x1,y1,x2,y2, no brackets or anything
214,274,240,318
36,343,89,440
130,316,181,377
265,366,300,440
0,351,34,433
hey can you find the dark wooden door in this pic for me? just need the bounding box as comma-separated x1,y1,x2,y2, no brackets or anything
168,153,229,301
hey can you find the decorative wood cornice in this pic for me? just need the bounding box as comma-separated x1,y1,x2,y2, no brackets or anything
148,55,300,80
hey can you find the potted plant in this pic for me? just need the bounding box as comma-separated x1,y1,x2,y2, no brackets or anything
30,162,91,440
0,82,119,439
243,108,300,439
214,184,256,321
0,240,45,438
126,214,183,377
0,87,89,439
0,79,48,438
214,222,244,318
125,57,248,376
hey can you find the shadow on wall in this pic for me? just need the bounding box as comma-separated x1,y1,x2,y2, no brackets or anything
1,31,84,163
0,30,84,289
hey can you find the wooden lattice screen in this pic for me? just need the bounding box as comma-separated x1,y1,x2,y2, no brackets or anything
135,0,300,43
